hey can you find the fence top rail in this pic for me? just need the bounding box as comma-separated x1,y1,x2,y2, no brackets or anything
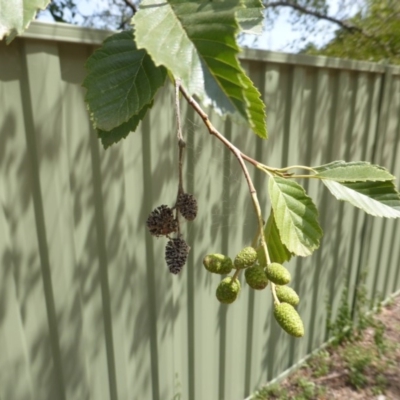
19,20,400,75
21,20,113,45
242,48,400,75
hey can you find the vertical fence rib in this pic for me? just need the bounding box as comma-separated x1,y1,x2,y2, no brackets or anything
88,130,118,400
352,66,393,317
140,116,160,400
19,41,67,400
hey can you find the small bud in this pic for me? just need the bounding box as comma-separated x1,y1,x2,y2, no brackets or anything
245,265,269,290
234,247,257,269
266,263,291,285
216,277,241,304
177,192,198,221
274,303,304,337
275,285,300,307
203,254,233,275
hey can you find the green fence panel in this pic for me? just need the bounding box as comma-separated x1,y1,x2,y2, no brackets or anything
0,21,399,400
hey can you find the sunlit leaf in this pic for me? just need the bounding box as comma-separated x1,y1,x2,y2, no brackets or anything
0,0,50,43
314,161,395,182
264,211,292,264
83,31,166,132
236,0,264,34
269,177,323,257
322,180,400,218
133,0,267,139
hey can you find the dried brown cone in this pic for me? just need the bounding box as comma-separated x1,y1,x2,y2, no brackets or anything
146,205,178,237
165,237,190,274
177,192,198,221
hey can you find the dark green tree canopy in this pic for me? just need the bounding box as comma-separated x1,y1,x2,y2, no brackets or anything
302,0,400,64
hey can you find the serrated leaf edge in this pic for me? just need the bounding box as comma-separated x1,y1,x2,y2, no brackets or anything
269,177,323,257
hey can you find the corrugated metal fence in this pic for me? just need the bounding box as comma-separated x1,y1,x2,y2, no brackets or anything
0,21,399,400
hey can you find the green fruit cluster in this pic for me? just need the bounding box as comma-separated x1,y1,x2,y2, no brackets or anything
266,262,291,285
275,285,299,306
245,265,268,290
216,277,241,304
234,247,258,269
204,246,259,305
204,247,304,337
274,302,304,337
203,254,233,275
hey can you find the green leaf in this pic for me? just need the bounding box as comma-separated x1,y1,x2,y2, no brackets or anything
0,0,50,43
264,211,292,264
97,102,152,149
314,161,395,182
83,31,166,132
236,0,264,34
268,177,323,257
321,180,400,218
133,0,267,139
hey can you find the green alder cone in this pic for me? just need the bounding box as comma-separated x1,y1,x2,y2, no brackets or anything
274,302,304,338
234,246,257,269
275,285,300,307
245,265,269,290
266,263,291,285
203,254,233,275
216,277,241,304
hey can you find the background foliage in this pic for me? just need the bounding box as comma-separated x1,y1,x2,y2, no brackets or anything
34,0,400,64
303,0,400,64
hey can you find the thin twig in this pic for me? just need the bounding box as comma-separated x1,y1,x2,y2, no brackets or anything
174,79,187,234
175,79,186,195
178,89,256,202
273,165,317,173
179,85,274,298
289,174,320,180
265,1,392,57
177,88,262,169
266,1,362,33
232,269,241,281
121,0,137,13
271,282,279,304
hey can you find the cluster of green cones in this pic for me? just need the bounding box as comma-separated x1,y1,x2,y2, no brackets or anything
203,247,304,338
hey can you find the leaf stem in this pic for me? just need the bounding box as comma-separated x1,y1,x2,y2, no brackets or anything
288,174,321,179
273,165,317,173
271,282,280,305
178,87,263,169
232,269,241,281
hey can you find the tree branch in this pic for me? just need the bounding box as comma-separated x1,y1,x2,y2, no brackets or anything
265,1,362,33
175,79,186,195
265,1,392,58
121,0,137,14
179,85,273,299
